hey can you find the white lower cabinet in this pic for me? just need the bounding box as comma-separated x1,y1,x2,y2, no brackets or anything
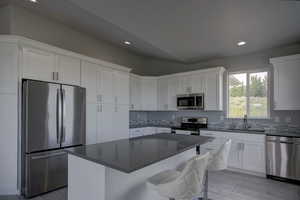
201,130,266,175
242,141,266,173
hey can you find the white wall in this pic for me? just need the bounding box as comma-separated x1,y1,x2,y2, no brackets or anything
0,42,19,195
0,5,11,34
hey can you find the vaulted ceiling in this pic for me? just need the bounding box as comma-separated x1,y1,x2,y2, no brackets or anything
9,0,300,63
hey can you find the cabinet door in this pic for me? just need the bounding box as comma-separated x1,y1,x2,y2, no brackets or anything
113,105,129,140
242,142,266,174
228,140,243,169
204,71,222,111
168,77,179,110
81,61,99,103
191,73,205,94
99,68,114,104
57,55,81,85
97,103,114,143
114,71,129,105
141,79,157,110
130,76,141,110
157,78,169,110
0,43,18,94
274,62,300,110
177,75,192,94
22,47,56,82
86,103,97,145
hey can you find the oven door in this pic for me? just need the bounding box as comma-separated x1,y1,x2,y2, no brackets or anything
177,96,195,109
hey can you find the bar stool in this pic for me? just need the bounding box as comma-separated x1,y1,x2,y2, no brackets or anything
147,152,210,200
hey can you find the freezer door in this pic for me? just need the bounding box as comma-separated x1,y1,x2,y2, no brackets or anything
61,85,86,147
23,80,62,153
24,150,67,197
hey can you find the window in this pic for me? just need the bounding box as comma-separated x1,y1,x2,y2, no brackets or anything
228,71,269,118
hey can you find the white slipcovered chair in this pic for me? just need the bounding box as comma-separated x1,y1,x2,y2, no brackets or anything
176,139,232,200
147,152,210,200
208,139,232,171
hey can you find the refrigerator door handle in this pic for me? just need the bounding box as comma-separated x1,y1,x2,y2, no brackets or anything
56,88,62,144
31,152,66,160
62,89,66,143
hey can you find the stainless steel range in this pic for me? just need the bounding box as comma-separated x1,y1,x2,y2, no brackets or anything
21,79,86,197
171,117,208,135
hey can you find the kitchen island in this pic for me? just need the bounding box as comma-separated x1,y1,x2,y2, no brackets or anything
66,133,226,200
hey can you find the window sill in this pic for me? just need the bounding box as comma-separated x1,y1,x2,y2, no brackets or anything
226,117,271,120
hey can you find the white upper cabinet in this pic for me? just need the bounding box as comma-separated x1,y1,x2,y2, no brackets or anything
130,75,142,110
57,54,81,85
0,43,19,94
22,47,81,85
130,67,224,111
177,75,192,94
22,47,56,82
191,73,205,94
81,61,99,103
114,71,129,105
271,54,300,110
167,76,179,110
157,78,169,110
98,67,114,104
157,76,179,111
141,77,158,110
204,68,224,111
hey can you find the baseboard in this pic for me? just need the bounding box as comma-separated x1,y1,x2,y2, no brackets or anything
227,167,266,177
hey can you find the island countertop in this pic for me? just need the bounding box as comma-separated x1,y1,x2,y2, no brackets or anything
66,133,213,173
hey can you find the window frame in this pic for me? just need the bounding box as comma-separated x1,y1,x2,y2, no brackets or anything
226,69,270,119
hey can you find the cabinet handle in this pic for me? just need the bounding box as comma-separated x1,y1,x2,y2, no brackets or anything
97,95,102,103
56,72,59,81
97,104,102,112
52,72,56,81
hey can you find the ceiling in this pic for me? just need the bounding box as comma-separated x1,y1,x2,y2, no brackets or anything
10,0,300,63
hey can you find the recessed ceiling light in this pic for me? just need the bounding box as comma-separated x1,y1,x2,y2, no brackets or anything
237,41,247,46
29,0,38,3
124,41,131,45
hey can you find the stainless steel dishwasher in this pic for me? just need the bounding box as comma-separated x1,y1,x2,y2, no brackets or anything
266,135,300,183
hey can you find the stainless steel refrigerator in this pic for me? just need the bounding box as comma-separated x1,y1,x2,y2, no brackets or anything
21,79,86,198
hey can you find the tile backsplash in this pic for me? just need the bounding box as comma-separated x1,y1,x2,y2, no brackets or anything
130,110,300,133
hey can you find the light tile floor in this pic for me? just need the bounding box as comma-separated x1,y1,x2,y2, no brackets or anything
2,170,300,200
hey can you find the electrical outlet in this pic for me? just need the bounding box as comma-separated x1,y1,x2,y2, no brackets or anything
172,114,176,120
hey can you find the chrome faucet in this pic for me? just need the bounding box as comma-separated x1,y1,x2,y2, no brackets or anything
243,114,249,130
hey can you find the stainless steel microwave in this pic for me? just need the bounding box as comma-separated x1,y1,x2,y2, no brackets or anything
177,93,204,110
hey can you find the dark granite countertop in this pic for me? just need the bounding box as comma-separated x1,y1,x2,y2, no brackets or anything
199,128,300,137
66,133,213,173
129,124,173,128
130,125,300,137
